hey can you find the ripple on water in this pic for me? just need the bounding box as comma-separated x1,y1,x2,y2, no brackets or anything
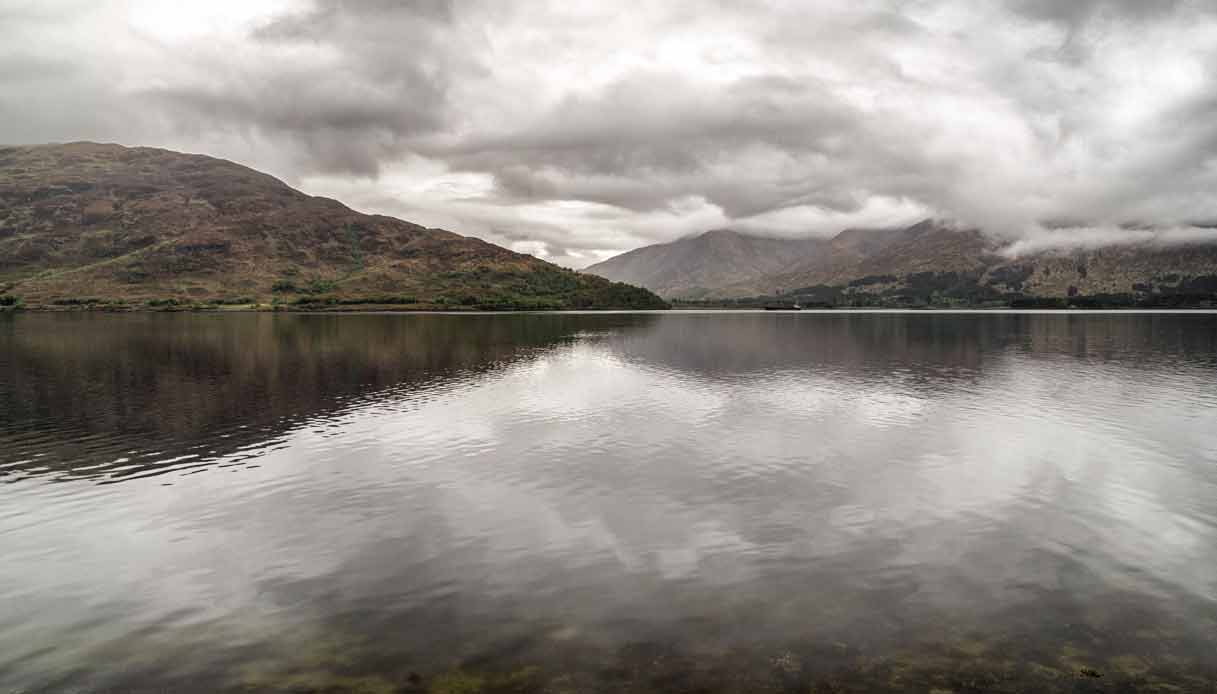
1,312,1217,693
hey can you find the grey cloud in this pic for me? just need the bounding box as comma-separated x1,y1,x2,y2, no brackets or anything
434,71,869,216
1008,0,1207,65
140,0,466,176
0,53,76,83
1009,0,1190,27
4,0,1217,263
254,0,456,38
145,73,444,176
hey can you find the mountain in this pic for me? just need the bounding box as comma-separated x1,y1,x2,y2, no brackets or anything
0,142,667,310
746,220,995,294
583,229,822,299
586,220,1217,307
583,223,995,299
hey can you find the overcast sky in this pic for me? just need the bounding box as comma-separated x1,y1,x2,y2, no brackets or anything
3,0,1217,266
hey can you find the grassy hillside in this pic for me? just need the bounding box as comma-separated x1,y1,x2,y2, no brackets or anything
588,220,1217,307
0,142,667,310
583,229,820,299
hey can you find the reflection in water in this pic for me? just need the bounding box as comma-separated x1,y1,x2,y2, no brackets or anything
0,313,658,483
1,312,1216,693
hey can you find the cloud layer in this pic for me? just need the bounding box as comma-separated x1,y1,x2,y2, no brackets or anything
3,0,1217,265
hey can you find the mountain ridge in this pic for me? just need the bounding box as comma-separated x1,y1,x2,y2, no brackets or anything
583,228,821,299
0,142,668,310
584,222,1217,306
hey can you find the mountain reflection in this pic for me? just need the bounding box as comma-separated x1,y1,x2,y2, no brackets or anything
603,312,1217,377
0,312,658,482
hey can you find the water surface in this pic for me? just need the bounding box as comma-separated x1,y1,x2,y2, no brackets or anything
2,312,1217,693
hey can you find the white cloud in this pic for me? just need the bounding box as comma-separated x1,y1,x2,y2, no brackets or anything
1002,225,1217,257
3,0,1217,266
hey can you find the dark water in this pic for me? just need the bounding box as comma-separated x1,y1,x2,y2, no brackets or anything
2,312,1217,694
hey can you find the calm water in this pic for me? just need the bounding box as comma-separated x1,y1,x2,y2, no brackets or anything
2,312,1217,693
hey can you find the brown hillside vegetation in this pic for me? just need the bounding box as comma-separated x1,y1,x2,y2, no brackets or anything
587,221,1217,307
0,142,667,310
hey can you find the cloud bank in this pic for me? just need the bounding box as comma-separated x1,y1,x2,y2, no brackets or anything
3,0,1217,266
1001,225,1217,257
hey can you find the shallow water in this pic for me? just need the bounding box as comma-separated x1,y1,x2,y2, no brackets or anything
2,311,1217,693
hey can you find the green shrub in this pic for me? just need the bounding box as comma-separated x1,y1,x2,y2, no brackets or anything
0,295,22,308
277,278,339,295
333,295,418,305
475,297,565,311
52,297,105,306
345,223,365,270
290,295,338,306
304,279,338,294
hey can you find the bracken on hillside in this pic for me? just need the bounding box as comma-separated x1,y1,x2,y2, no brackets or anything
0,142,667,311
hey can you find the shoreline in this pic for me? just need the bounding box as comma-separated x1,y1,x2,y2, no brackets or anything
6,305,1217,315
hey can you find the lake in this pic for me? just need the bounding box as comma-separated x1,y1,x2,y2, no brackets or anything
2,311,1216,693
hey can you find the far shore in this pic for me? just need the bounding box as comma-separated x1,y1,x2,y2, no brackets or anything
6,303,1217,315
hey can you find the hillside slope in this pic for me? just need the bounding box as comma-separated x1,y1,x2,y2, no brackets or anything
0,143,667,310
751,221,996,294
587,220,1217,305
583,229,821,299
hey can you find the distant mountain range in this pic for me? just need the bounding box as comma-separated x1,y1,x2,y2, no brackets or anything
585,221,1217,307
0,143,667,310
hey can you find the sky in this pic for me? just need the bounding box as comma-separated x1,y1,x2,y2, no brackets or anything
3,0,1217,267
